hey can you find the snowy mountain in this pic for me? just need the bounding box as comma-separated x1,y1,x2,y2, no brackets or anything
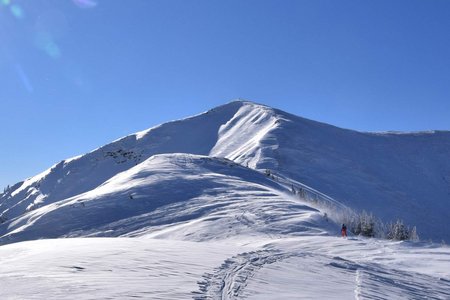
1,100,450,299
1,100,449,242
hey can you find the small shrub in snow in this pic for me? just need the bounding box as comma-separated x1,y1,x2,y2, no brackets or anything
386,220,419,241
0,214,7,223
2,184,10,194
350,210,377,237
291,185,296,194
410,226,419,241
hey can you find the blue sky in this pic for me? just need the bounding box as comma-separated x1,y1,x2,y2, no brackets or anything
1,0,450,188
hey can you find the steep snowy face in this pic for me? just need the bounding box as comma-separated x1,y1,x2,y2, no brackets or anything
210,103,281,170
0,154,328,244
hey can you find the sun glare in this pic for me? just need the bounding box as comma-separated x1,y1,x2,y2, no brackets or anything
1,0,24,20
72,0,97,9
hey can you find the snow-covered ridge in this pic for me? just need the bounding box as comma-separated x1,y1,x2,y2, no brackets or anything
0,153,330,244
367,129,447,136
1,100,450,242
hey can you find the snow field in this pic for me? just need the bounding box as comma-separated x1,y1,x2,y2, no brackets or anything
1,236,449,299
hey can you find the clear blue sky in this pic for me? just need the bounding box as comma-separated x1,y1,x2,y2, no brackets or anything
1,0,450,188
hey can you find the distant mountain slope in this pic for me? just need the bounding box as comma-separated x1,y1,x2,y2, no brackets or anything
1,100,449,241
262,110,450,241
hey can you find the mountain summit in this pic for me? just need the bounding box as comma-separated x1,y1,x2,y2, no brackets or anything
1,100,450,242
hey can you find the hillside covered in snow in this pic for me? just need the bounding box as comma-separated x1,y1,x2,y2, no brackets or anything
1,100,449,243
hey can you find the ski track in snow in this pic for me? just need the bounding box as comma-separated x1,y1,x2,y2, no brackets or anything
1,236,449,299
194,247,450,299
194,249,289,299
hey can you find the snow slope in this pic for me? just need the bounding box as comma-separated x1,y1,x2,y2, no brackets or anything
1,100,450,299
0,154,330,244
268,114,450,241
2,100,449,241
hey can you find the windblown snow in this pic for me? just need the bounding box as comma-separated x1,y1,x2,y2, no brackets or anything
1,100,449,299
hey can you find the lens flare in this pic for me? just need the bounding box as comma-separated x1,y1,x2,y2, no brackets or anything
36,10,68,38
35,32,61,59
1,1,25,20
10,4,24,19
72,0,97,9
15,64,34,93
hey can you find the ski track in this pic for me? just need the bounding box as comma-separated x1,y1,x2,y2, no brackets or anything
193,249,450,300
193,249,286,299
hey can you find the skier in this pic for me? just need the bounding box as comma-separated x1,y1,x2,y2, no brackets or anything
341,224,347,237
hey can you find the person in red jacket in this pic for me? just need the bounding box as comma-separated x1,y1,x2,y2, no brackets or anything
341,224,347,237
